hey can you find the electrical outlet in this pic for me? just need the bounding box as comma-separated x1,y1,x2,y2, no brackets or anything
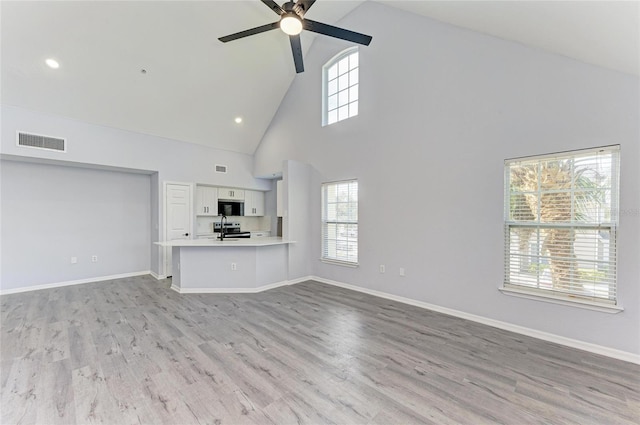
379,265,385,273
91,255,98,263
399,267,405,277
71,257,77,264
231,262,237,271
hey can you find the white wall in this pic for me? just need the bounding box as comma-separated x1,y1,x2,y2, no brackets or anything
1,105,271,188
1,105,272,284
0,160,150,290
254,3,640,355
282,160,315,280
150,172,160,274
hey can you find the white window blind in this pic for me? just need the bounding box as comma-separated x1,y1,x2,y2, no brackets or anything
504,146,620,305
322,180,358,265
322,47,359,126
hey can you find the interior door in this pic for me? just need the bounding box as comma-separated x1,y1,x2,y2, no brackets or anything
165,183,192,277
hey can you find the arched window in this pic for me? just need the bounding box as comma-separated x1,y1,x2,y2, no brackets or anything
322,47,359,126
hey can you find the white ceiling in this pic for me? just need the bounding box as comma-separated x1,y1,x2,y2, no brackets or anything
2,1,638,155
379,1,639,77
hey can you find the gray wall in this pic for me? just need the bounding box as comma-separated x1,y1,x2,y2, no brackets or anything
1,160,151,290
1,105,271,189
282,160,314,280
1,105,272,286
254,3,640,355
150,172,160,275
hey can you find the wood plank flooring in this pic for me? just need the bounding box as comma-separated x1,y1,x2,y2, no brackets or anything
1,276,638,424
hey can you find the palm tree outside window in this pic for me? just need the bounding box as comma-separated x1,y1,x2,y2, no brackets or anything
503,146,620,307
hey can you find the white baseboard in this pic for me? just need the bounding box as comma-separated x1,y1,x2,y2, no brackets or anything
0,271,151,296
286,275,315,286
149,270,167,280
171,278,296,294
307,276,640,365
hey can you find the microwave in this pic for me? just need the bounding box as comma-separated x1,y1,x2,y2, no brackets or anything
218,200,244,216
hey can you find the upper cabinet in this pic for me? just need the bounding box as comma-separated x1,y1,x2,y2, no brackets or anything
245,190,265,216
218,187,245,201
196,185,267,217
196,185,218,216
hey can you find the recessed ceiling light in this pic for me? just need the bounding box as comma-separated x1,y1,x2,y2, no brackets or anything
234,117,243,124
45,58,60,69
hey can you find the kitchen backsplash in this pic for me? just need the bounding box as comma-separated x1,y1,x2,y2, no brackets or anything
196,215,271,235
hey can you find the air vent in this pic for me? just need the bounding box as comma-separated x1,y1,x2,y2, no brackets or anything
215,164,227,173
17,132,66,152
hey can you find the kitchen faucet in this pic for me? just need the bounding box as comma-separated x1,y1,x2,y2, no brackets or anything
218,214,227,241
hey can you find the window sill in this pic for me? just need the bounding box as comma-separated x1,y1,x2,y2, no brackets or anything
499,287,623,314
320,258,359,268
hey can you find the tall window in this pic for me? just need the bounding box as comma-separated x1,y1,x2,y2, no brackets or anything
504,146,620,306
322,47,359,126
322,180,358,265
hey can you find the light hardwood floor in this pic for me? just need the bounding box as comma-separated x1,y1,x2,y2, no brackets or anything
1,276,638,424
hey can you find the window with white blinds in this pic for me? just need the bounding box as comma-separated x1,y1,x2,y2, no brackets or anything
322,180,358,265
504,146,620,305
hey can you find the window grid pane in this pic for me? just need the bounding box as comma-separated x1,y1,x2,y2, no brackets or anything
328,79,338,96
324,50,359,125
328,64,337,80
504,147,619,305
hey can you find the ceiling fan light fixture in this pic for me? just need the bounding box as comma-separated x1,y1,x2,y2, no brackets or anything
280,14,302,36
218,0,372,74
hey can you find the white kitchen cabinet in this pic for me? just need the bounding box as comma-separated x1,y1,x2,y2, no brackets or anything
245,190,265,216
276,180,283,217
196,186,218,216
218,187,245,201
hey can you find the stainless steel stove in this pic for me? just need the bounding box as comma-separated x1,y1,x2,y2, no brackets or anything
213,221,251,238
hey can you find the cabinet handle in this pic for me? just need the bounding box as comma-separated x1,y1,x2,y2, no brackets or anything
184,233,189,237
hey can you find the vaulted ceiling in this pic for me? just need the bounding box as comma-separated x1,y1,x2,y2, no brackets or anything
2,1,638,155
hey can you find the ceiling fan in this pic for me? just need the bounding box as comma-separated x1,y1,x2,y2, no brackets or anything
218,0,372,73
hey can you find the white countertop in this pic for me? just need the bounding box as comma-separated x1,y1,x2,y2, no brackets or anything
156,237,294,247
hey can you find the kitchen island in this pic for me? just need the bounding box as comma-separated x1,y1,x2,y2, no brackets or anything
156,237,295,293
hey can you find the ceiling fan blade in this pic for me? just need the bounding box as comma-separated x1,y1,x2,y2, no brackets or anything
218,21,280,43
289,34,304,73
294,0,316,16
261,0,284,15
303,19,372,46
